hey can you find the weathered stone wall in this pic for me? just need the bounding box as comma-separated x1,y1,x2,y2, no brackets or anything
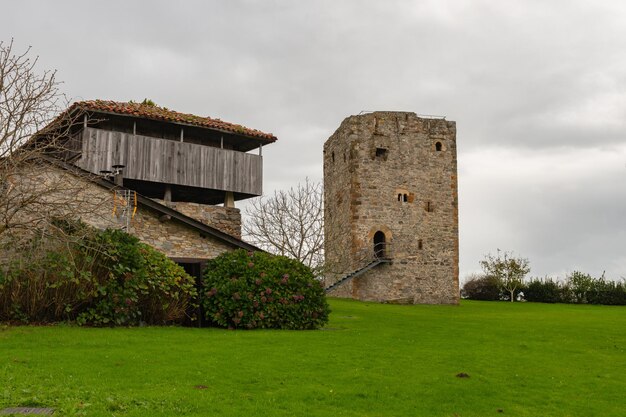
323,112,459,304
152,200,241,239
129,205,236,259
3,164,238,261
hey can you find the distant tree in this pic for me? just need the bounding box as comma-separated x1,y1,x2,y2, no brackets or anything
243,179,323,269
566,271,594,304
480,250,530,302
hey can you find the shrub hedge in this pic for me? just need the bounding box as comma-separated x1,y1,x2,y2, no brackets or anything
200,249,330,330
461,274,501,301
524,278,564,303
462,270,625,306
0,228,196,325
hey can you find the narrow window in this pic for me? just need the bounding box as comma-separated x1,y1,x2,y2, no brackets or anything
332,151,335,162
343,152,347,162
435,142,443,152
418,239,423,250
397,194,402,202
375,147,388,159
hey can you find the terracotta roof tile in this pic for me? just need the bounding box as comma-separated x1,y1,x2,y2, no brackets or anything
68,100,277,142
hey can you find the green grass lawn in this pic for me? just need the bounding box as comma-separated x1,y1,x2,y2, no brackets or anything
1,299,624,416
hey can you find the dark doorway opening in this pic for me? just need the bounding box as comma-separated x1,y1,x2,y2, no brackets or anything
373,231,386,258
172,258,207,327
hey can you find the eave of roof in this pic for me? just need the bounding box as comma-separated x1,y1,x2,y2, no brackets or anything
55,100,277,143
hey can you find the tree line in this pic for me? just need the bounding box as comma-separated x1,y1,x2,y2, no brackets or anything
463,250,625,305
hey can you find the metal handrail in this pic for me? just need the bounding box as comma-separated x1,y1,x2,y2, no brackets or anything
322,241,392,279
373,241,392,260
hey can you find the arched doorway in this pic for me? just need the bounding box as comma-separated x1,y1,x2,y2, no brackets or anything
373,231,386,258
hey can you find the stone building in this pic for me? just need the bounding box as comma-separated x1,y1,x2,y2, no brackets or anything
17,100,278,276
323,112,459,304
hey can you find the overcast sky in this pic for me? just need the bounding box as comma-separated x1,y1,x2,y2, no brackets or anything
2,0,625,280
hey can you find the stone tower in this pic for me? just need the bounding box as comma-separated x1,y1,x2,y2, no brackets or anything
323,112,459,304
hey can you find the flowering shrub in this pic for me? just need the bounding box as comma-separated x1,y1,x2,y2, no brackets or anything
0,227,196,325
77,229,197,326
200,250,330,329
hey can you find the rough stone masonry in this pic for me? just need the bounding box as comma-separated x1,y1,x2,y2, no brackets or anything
323,112,459,304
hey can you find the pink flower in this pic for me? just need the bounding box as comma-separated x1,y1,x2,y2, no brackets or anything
247,262,254,268
265,288,272,295
238,311,244,318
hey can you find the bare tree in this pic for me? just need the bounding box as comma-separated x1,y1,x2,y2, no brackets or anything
0,39,98,253
1,39,65,158
243,179,324,269
480,250,530,302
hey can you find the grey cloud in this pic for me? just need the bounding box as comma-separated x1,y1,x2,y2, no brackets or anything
2,0,625,279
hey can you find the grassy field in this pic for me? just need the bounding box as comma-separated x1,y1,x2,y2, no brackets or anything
1,299,624,417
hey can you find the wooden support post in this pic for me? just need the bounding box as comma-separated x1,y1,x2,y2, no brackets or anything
180,128,184,142
259,145,263,156
83,114,87,128
164,185,172,204
133,121,136,135
224,191,235,208
220,136,224,149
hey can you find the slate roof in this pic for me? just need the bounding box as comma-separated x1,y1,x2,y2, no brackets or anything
64,100,277,142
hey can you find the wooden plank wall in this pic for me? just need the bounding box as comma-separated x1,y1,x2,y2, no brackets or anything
77,128,263,195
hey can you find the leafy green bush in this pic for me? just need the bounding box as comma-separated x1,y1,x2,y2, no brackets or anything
461,274,501,301
523,278,565,303
77,229,197,326
200,250,329,330
0,227,196,325
138,243,197,324
0,236,98,323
